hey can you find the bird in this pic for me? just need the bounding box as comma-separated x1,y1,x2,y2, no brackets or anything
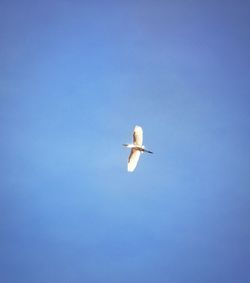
123,125,153,172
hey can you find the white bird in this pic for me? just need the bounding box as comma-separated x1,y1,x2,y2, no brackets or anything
123,125,153,172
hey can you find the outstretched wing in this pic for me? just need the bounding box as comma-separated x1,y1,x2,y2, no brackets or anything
133,126,143,146
128,149,141,172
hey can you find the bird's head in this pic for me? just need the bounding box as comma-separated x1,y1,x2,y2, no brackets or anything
122,144,134,148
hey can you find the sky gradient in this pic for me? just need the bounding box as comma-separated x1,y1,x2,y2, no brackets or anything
1,1,250,282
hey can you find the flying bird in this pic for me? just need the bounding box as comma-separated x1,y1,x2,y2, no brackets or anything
123,125,153,172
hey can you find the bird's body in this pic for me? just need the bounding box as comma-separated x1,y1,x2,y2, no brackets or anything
123,126,153,172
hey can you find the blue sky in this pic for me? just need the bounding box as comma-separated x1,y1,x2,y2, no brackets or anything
1,1,250,282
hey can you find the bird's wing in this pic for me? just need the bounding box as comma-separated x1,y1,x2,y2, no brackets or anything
128,149,141,172
133,126,143,146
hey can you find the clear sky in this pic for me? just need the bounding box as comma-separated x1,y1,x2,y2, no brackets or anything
1,1,250,282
